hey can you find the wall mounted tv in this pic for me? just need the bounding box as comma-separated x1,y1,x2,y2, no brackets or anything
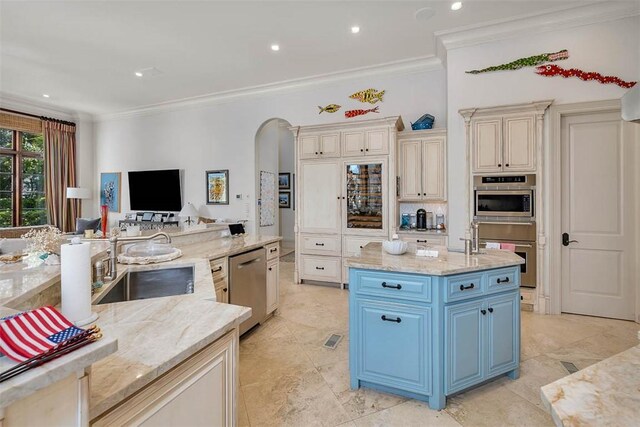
128,169,182,212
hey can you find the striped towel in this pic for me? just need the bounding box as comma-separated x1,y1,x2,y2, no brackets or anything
0,306,85,362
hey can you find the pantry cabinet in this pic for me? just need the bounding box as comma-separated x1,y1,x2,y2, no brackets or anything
266,259,279,315
397,129,446,201
292,117,403,286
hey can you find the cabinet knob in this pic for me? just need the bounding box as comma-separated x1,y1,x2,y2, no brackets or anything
481,309,487,315
342,196,345,199
315,152,319,155
360,149,364,152
223,288,228,292
498,163,502,167
268,267,272,271
381,315,402,323
459,283,475,291
365,148,369,152
505,163,510,167
320,151,323,154
488,307,494,313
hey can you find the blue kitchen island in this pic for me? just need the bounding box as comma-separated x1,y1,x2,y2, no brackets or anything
346,243,525,410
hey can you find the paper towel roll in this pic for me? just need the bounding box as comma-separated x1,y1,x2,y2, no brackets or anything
61,241,97,326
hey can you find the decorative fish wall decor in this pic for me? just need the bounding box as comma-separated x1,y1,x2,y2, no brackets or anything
345,106,379,119
318,104,341,114
535,64,636,89
349,88,385,104
466,49,569,74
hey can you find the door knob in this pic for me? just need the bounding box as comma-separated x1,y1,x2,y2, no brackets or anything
562,233,579,246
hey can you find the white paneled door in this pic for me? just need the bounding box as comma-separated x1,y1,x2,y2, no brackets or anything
560,111,636,320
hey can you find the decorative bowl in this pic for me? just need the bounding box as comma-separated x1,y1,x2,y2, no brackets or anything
382,240,408,255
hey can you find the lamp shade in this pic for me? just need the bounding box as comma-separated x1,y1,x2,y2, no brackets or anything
178,202,199,218
66,187,91,199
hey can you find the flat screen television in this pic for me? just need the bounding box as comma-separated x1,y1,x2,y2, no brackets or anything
128,169,182,212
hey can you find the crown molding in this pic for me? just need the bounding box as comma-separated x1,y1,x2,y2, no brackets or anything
290,116,404,134
0,92,95,122
435,1,640,51
96,56,442,122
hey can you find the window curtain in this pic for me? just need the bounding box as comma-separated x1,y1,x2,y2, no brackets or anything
43,120,78,232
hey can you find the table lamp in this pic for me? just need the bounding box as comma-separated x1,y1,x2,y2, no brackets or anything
66,187,91,217
179,203,199,226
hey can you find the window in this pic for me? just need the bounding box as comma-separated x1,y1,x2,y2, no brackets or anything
0,128,46,227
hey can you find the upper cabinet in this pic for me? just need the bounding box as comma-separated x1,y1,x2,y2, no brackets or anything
462,101,552,175
299,132,341,159
398,129,447,201
341,128,389,157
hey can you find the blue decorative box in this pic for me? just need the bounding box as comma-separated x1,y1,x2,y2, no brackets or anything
411,114,435,130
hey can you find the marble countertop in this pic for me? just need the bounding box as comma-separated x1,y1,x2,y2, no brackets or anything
540,344,640,427
344,242,524,276
0,306,118,409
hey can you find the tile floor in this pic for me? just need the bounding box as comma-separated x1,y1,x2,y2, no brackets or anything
238,260,639,426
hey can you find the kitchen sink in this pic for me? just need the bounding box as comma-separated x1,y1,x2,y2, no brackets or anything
96,266,195,305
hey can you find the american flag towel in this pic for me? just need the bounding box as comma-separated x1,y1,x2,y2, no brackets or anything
0,306,85,362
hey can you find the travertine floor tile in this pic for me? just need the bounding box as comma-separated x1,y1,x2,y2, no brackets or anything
353,400,461,426
502,354,570,409
238,386,251,427
242,368,351,427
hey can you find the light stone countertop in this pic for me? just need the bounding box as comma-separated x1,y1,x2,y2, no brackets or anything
344,242,524,276
0,306,118,409
0,233,280,419
540,344,640,427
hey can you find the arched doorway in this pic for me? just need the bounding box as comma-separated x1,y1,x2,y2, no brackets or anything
254,118,294,251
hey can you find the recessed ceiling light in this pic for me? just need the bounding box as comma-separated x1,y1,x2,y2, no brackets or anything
451,2,462,11
351,26,360,34
135,71,143,77
271,44,280,51
42,94,50,98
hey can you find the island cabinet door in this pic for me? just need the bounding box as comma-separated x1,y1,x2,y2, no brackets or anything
445,299,484,395
356,300,431,395
486,292,519,377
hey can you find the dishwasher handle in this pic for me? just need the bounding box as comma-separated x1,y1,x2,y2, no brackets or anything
236,257,262,268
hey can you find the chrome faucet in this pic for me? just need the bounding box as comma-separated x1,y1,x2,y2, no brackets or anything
470,221,480,254
103,232,172,281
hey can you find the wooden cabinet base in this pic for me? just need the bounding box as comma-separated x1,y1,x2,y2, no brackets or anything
92,330,238,427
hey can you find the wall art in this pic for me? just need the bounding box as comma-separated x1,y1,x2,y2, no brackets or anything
279,192,291,209
278,173,291,190
345,106,379,119
535,64,637,88
318,104,341,114
206,170,229,205
466,49,569,74
349,88,385,104
259,171,276,227
100,172,121,213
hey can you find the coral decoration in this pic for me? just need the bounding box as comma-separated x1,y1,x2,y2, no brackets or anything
535,65,637,89
466,49,569,74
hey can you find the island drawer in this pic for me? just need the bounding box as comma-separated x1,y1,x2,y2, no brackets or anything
300,234,341,256
210,257,227,279
444,272,484,302
351,270,431,303
486,267,520,294
266,243,280,260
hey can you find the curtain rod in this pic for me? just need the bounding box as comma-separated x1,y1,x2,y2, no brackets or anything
0,107,76,127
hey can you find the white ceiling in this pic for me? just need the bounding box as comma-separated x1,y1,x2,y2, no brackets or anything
0,0,587,115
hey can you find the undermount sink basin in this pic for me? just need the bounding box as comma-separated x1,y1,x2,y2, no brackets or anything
125,242,176,257
96,266,195,305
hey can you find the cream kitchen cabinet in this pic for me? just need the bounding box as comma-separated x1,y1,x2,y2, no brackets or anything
342,128,389,157
471,115,535,173
398,129,447,201
298,160,342,234
300,133,341,159
266,258,279,315
211,257,229,304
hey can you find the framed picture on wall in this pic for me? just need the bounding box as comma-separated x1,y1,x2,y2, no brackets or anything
206,170,229,205
278,173,291,190
100,172,121,213
279,192,291,208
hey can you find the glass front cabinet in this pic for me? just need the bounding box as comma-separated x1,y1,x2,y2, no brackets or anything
343,159,387,236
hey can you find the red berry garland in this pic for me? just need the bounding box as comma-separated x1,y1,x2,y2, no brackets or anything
535,65,636,89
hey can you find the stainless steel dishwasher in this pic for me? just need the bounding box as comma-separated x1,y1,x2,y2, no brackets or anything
229,248,267,335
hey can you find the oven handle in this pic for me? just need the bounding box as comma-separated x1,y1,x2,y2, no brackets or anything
480,242,533,249
475,221,535,226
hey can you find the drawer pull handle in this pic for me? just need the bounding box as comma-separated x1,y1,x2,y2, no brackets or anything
488,307,494,313
315,266,325,270
416,239,428,243
481,309,487,315
459,283,475,291
381,282,402,290
315,243,325,246
212,267,223,273
496,277,510,284
270,248,278,253
381,315,401,323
